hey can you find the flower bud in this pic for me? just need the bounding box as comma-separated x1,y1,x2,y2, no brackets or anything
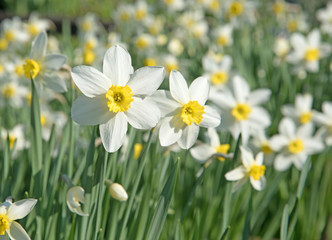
109,183,128,201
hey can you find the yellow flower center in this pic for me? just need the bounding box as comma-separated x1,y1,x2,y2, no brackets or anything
144,57,157,66
0,38,8,51
273,2,284,15
134,143,143,160
28,24,39,36
249,163,266,181
15,65,24,76
105,85,134,113
228,1,243,16
136,36,149,49
217,36,227,46
261,142,273,155
288,139,304,154
83,49,95,65
300,112,312,124
4,30,15,42
287,20,298,32
23,59,41,79
0,215,9,235
26,92,32,106
305,48,320,62
9,134,16,150
84,40,96,50
82,21,92,32
40,115,47,127
215,144,230,161
135,9,147,20
165,62,178,74
164,0,175,5
181,101,205,126
232,103,251,121
211,71,228,85
120,12,130,21
0,64,4,74
209,0,220,11
1,85,16,99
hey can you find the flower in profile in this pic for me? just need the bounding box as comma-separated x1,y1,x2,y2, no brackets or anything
152,70,220,149
23,31,67,93
281,93,314,125
71,45,165,152
190,128,230,163
210,75,271,145
225,146,266,191
0,197,37,240
66,186,89,216
270,118,324,171
108,182,128,201
287,29,331,73
313,101,332,146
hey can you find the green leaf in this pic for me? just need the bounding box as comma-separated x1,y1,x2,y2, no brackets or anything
297,158,311,199
280,204,289,240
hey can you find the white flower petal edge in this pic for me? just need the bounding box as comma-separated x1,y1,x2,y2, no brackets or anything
250,176,266,191
103,45,133,86
7,199,37,220
177,124,200,149
225,166,247,181
170,70,190,104
43,54,67,70
7,221,31,240
200,106,221,128
30,31,47,60
190,144,215,162
189,76,209,105
71,66,111,98
159,118,182,147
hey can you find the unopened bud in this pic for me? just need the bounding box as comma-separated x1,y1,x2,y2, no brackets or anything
109,183,128,201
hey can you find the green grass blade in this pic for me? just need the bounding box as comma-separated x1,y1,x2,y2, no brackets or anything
297,158,312,200
281,204,289,240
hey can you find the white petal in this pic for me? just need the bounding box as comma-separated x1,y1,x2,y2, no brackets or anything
200,105,221,128
247,89,271,106
99,113,128,152
292,154,307,170
248,107,271,129
207,127,220,147
269,135,289,151
240,146,254,167
304,139,324,155
126,97,160,129
255,152,264,165
72,66,111,98
43,54,67,70
297,122,314,138
30,31,47,60
279,118,296,139
190,144,215,162
274,153,293,171
43,73,67,93
232,75,250,102
305,61,319,73
159,118,182,147
290,33,307,50
250,176,266,191
103,45,133,86
322,101,332,116
281,105,295,117
295,94,312,112
149,90,181,117
7,221,31,240
225,166,247,181
177,124,199,149
71,95,113,125
128,66,165,96
308,29,320,47
189,76,209,105
7,199,37,220
170,70,189,104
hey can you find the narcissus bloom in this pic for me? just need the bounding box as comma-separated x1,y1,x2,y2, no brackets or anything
71,45,165,152
66,186,89,216
23,31,67,93
270,118,324,171
0,197,37,240
316,3,332,36
152,70,220,149
210,75,271,145
313,101,332,146
225,146,266,191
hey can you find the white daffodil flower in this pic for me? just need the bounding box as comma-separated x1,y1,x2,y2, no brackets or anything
23,31,67,93
71,45,165,153
316,3,332,36
225,146,266,191
190,128,230,163
313,101,332,146
66,186,89,217
270,118,324,171
249,130,275,165
210,75,271,145
274,36,290,60
25,13,52,38
0,197,37,240
0,81,29,108
287,29,331,73
152,70,220,149
281,93,314,125
1,125,30,153
213,25,233,48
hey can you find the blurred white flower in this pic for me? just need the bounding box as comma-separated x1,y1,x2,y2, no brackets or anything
287,29,331,73
0,197,37,240
71,45,165,153
25,13,52,38
210,75,271,145
151,70,220,149
317,3,332,36
313,101,332,146
270,118,324,171
225,146,266,191
213,24,233,48
1,125,29,152
274,36,290,59
109,183,128,201
282,93,314,125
